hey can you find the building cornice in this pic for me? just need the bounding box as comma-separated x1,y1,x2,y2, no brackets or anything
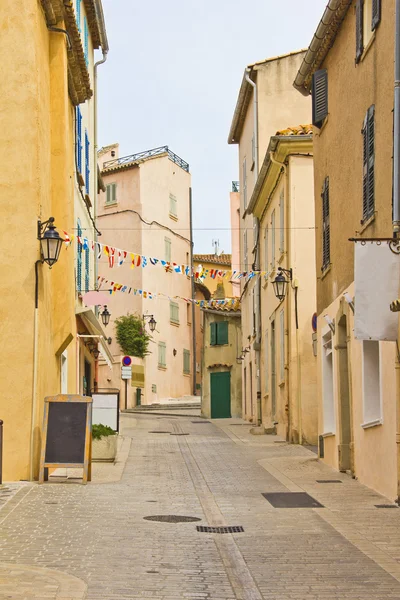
248,135,313,218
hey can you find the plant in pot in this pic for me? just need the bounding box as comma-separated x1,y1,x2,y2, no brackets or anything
92,424,118,462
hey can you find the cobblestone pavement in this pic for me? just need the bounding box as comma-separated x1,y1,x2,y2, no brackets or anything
3,416,400,598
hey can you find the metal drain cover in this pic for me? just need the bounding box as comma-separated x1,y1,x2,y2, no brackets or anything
197,525,244,534
262,492,324,508
316,480,342,484
148,431,171,434
170,433,189,436
192,421,210,424
375,504,399,508
144,515,201,523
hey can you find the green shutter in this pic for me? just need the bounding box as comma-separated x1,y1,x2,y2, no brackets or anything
217,321,229,345
210,322,217,346
183,349,190,374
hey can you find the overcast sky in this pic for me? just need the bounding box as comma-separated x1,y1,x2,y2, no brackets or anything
98,0,326,254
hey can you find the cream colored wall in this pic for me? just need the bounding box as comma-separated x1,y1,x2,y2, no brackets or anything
236,54,311,424
201,313,242,418
0,1,77,480
318,283,397,500
230,191,241,298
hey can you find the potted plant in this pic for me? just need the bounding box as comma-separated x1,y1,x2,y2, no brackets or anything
91,424,118,462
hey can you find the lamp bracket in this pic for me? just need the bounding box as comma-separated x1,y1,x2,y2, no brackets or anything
278,267,293,281
37,217,55,240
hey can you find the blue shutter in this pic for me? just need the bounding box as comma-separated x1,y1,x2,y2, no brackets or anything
76,108,82,174
84,17,89,66
85,248,90,292
85,130,90,195
77,220,82,291
76,0,81,32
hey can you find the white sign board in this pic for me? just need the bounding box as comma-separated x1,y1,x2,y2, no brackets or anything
121,366,132,380
92,393,119,431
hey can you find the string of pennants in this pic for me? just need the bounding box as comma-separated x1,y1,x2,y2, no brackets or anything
97,275,241,309
63,231,263,281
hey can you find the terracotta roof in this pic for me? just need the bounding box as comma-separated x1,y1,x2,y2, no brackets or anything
83,0,102,49
202,298,241,313
276,125,313,136
247,49,308,70
193,253,232,266
98,143,119,157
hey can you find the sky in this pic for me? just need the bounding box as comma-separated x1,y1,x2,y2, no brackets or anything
97,0,326,254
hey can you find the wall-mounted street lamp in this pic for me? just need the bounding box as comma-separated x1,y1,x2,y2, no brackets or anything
343,292,355,314
92,348,100,360
323,314,335,334
143,314,157,332
101,306,111,327
272,267,299,330
37,217,63,268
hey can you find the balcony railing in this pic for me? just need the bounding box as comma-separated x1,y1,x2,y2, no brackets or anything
103,145,190,173
232,181,240,192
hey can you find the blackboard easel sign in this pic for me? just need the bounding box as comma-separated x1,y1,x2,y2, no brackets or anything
39,394,92,484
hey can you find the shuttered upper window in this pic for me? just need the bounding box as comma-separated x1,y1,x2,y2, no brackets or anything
106,183,117,204
77,220,82,291
170,301,179,325
85,129,90,195
322,177,330,272
210,321,229,346
312,69,328,129
183,349,191,374
158,342,166,368
372,0,381,31
84,17,89,67
356,0,381,63
362,105,375,222
169,194,177,218
85,246,90,293
76,107,82,174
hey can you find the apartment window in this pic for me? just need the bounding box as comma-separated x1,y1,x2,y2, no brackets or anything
322,330,335,433
279,309,285,381
187,303,191,325
183,349,191,374
84,17,89,66
77,219,82,291
106,183,117,204
279,190,284,254
210,321,228,346
158,342,166,368
76,107,82,174
264,227,269,275
85,130,90,195
362,105,375,222
264,330,269,393
76,0,81,31
312,69,328,128
170,301,179,325
243,157,247,209
169,194,177,218
356,0,381,62
322,177,330,271
165,237,172,262
243,229,248,271
85,245,90,293
271,210,276,267
362,341,382,425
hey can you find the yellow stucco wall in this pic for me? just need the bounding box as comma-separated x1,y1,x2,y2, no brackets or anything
193,259,233,298
0,1,77,480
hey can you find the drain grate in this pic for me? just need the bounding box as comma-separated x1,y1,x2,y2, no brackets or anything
197,525,244,534
170,433,189,436
316,480,342,484
262,492,324,508
375,504,399,509
148,431,171,434
192,421,210,424
144,515,201,523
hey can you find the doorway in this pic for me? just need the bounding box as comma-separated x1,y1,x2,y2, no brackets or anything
136,388,142,406
210,371,231,418
243,367,247,417
249,362,253,420
337,314,352,472
84,360,91,397
271,320,276,421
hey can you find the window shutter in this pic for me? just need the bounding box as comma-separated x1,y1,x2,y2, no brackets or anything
183,350,190,374
312,69,328,128
362,105,375,221
243,158,247,209
76,108,82,174
372,0,381,31
85,248,90,293
210,322,217,346
77,220,82,291
322,177,330,270
84,17,89,66
85,130,90,195
76,0,81,31
217,321,229,345
356,0,364,63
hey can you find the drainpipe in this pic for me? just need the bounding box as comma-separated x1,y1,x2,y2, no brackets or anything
394,0,400,235
30,260,42,481
245,70,262,426
189,187,197,396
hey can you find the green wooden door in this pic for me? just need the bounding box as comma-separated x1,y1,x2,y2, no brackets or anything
210,372,231,419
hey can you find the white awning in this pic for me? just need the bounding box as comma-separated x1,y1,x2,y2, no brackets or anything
76,307,114,369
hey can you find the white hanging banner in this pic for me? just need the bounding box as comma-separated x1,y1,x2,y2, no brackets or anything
354,242,399,341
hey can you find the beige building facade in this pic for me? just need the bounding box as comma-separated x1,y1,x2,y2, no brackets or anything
294,0,399,499
228,50,311,426
96,145,193,407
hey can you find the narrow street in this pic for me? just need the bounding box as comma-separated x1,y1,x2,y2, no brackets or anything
1,415,400,599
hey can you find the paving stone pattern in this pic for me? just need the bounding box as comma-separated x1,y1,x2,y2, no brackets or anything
1,415,400,598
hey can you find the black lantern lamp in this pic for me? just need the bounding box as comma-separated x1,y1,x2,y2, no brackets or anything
37,217,63,268
101,306,111,327
143,314,157,332
92,347,100,360
272,267,292,302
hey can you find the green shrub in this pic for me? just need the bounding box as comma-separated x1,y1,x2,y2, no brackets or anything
114,313,152,358
92,424,116,440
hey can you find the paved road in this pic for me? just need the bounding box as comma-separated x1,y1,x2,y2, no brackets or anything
2,415,400,599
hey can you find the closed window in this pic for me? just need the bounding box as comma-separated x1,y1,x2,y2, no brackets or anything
169,194,177,218
84,16,89,66
280,309,285,381
85,129,90,195
362,105,375,222
356,0,381,62
170,301,179,325
312,69,328,128
158,342,166,368
85,245,90,293
265,330,269,393
187,303,191,325
322,177,330,271
165,237,172,262
76,107,82,174
271,210,276,267
210,321,229,346
183,349,190,374
106,183,117,204
243,158,247,209
77,219,82,291
362,341,382,425
279,190,284,254
322,330,335,433
76,0,81,31
243,230,248,271
264,227,269,275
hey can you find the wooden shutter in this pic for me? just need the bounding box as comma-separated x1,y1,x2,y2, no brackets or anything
322,177,330,271
362,106,375,221
84,17,89,66
85,248,90,293
76,108,82,173
356,0,364,63
372,0,381,31
210,322,217,346
77,220,82,290
183,350,190,374
312,69,328,128
76,0,81,31
217,321,229,345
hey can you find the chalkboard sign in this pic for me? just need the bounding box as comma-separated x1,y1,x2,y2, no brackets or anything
39,394,92,484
